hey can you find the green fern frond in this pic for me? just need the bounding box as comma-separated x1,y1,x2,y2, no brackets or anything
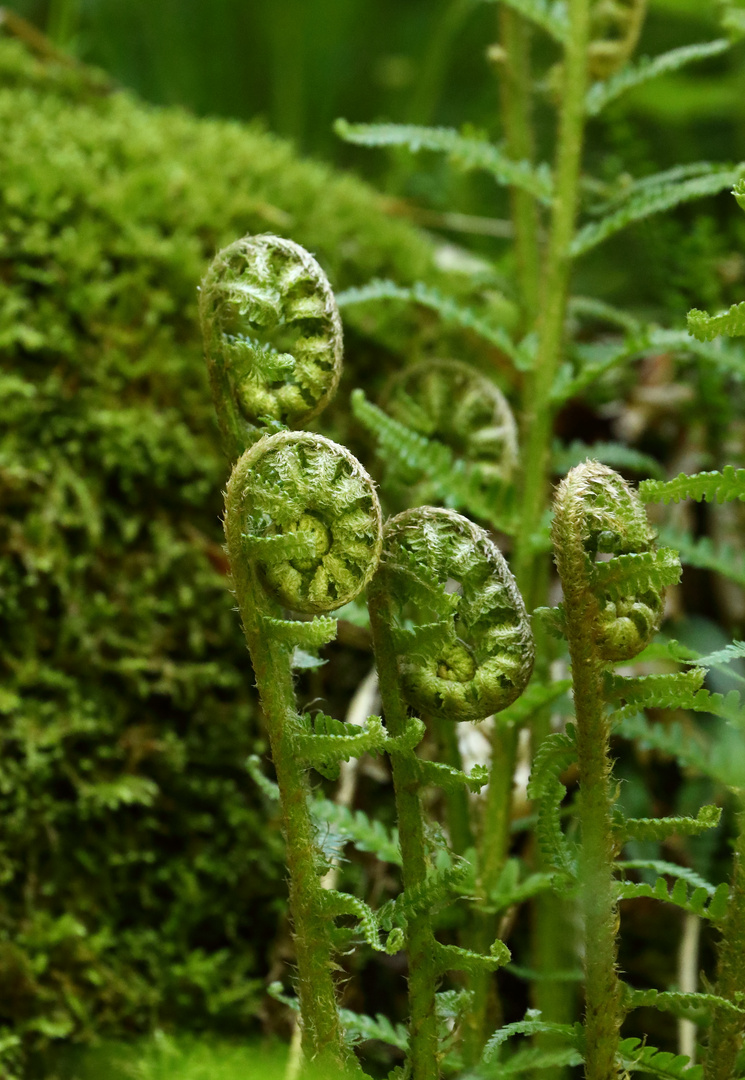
617,876,729,921
605,670,705,709
586,39,730,116
244,531,318,563
553,440,665,479
339,1008,409,1051
297,714,389,769
571,164,744,256
312,799,402,866
617,1037,703,1080
482,1014,583,1063
481,0,570,42
592,549,682,600
688,301,745,341
433,938,511,976
259,614,338,649
617,860,717,895
418,759,489,794
337,279,523,363
385,862,468,928
622,985,745,1019
641,466,745,505
334,120,554,202
569,295,643,332
486,864,566,914
526,731,578,879
532,604,568,640
620,803,722,842
683,640,745,669
658,527,745,588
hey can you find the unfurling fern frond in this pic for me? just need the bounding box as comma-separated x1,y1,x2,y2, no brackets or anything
383,358,519,489
351,389,518,531
200,234,342,457
586,0,647,80
336,279,522,363
586,39,729,115
334,120,554,202
374,507,534,722
481,1014,584,1064
640,466,745,506
571,164,744,257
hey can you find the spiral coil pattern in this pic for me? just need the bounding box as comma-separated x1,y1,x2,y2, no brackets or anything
231,431,382,614
553,461,665,662
200,234,342,454
383,358,519,489
376,507,534,721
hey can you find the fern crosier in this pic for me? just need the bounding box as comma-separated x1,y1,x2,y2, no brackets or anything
555,461,670,662
237,431,383,613
382,358,519,493
374,507,534,723
199,233,342,458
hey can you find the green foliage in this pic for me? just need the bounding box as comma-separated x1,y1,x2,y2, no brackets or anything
640,465,745,504
616,1038,702,1080
585,39,731,116
572,164,744,256
334,120,554,203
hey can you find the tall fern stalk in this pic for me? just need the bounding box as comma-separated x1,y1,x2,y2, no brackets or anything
513,0,592,608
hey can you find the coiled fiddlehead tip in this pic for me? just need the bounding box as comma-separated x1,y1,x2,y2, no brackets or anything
199,234,342,454
226,431,383,614
374,506,534,722
383,358,519,485
553,460,664,662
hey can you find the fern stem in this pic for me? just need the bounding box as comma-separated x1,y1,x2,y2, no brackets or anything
228,560,347,1068
369,588,440,1080
703,801,745,1080
497,8,541,326
513,0,592,609
464,722,519,1062
434,714,474,856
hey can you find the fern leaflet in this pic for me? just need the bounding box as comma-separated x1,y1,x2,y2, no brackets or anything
340,1008,409,1051
312,799,402,866
571,164,744,256
617,859,717,896
482,1013,583,1063
620,803,722,842
640,466,745,505
433,939,511,976
658,527,745,589
617,1037,703,1080
553,440,664,479
622,986,745,1019
617,876,729,921
334,120,554,202
336,279,523,365
688,301,745,341
586,39,730,116
526,730,578,879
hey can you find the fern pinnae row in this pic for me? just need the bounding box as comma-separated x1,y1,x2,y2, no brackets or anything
585,38,730,116
200,234,343,458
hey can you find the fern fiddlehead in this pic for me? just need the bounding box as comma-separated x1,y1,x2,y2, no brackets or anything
200,233,343,458
368,507,533,1080
225,429,383,1069
552,461,677,1080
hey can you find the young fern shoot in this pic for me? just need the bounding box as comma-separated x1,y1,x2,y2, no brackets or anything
552,461,679,1080
199,233,343,459
368,507,534,1080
